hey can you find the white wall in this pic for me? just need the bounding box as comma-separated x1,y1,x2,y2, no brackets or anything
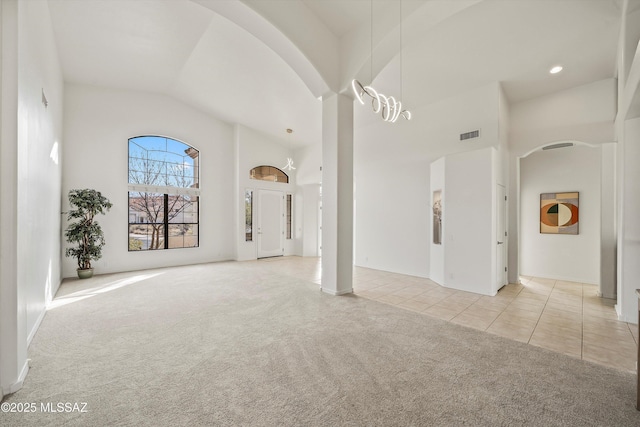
0,0,21,398
235,124,297,261
354,83,502,278
294,142,322,257
301,184,321,257
508,78,616,284
510,79,616,145
429,157,445,285
520,145,601,284
443,147,495,295
618,117,640,322
498,85,510,188
235,125,297,260
620,2,640,93
355,159,430,277
295,140,322,186
17,0,64,338
62,84,235,277
355,83,501,167
1,0,63,397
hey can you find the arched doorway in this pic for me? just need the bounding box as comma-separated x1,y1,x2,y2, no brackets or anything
517,141,615,297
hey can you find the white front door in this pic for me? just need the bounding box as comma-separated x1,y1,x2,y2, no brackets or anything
258,189,283,258
496,184,507,292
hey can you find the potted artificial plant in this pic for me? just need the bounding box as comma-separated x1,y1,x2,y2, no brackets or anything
64,189,112,279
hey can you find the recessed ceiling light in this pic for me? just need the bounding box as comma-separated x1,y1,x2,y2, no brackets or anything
550,66,563,74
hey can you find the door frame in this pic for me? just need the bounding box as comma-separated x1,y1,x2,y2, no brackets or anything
496,184,507,292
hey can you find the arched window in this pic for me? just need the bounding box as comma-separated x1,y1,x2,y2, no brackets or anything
250,165,289,183
128,136,200,251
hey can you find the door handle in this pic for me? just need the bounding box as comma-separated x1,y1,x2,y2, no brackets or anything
497,241,503,245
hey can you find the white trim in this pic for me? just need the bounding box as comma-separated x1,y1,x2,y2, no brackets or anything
2,359,29,397
615,303,624,321
518,272,599,286
127,183,200,197
27,307,46,345
519,140,603,160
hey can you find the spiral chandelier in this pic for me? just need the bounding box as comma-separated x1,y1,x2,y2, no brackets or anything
352,79,411,122
352,0,411,123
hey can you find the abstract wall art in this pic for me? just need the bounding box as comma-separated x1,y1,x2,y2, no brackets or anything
433,190,442,244
540,192,579,235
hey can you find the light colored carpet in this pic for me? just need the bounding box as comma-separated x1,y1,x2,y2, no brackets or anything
2,259,639,426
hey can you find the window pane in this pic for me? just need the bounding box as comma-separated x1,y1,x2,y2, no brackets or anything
167,195,184,224
129,224,164,251
128,136,199,189
286,194,292,239
249,165,288,184
130,135,167,152
128,169,146,185
128,136,200,252
168,224,198,248
245,189,253,241
166,195,198,224
129,192,164,224
191,165,199,188
185,224,198,248
182,195,198,221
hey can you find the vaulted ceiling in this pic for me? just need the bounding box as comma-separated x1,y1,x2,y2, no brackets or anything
47,0,622,148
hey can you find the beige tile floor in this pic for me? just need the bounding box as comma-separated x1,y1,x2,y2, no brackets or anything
355,269,638,372
258,257,638,372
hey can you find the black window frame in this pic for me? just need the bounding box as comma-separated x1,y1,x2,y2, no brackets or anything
127,136,200,251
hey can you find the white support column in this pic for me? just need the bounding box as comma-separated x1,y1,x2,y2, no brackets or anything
321,92,354,295
600,143,616,299
0,0,28,397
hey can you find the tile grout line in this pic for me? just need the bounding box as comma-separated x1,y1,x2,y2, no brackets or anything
484,283,525,331
526,279,555,345
625,322,638,346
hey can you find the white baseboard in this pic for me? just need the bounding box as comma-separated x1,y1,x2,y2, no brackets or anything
519,272,598,285
321,287,353,296
2,359,29,398
2,306,47,398
27,307,47,345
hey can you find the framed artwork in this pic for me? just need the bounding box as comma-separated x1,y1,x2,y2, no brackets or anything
433,190,442,244
540,192,579,234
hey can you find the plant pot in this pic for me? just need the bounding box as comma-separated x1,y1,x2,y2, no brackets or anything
77,268,94,279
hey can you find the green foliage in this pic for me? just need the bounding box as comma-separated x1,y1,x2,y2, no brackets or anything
128,238,142,251
64,189,113,270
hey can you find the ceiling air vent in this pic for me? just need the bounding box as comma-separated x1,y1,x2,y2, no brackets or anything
460,130,480,141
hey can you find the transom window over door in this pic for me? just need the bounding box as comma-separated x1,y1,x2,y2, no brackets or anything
250,165,288,183
128,136,200,251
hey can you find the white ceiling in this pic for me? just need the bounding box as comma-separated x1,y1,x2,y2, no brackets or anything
47,0,623,149
301,0,370,37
